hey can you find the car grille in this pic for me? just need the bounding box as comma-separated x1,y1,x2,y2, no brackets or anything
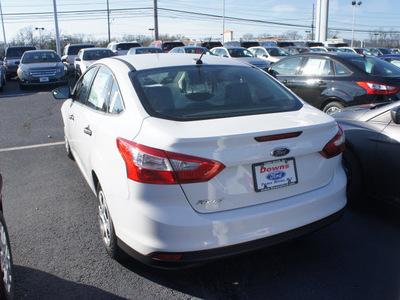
30,69,57,77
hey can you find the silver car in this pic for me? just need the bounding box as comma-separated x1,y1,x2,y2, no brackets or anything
17,50,68,90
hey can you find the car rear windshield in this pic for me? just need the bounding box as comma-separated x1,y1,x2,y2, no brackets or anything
83,50,115,60
6,47,36,58
117,43,140,50
131,65,302,121
163,42,185,51
67,45,94,55
347,56,400,76
22,52,60,63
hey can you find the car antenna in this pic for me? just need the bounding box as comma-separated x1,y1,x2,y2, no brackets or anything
193,38,211,65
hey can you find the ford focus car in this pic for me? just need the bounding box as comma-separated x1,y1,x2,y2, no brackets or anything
52,54,347,267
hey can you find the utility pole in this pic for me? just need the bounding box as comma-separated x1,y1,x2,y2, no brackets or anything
153,0,159,41
311,4,315,41
53,0,61,57
222,0,225,44
107,0,111,43
0,0,7,51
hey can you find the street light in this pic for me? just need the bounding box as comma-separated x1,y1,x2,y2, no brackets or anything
374,33,379,46
35,27,45,49
351,1,362,47
149,28,154,40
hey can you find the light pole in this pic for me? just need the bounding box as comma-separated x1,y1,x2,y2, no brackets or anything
374,33,379,46
149,28,154,40
351,1,362,47
35,27,45,49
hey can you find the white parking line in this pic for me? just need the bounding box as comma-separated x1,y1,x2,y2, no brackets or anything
0,141,64,153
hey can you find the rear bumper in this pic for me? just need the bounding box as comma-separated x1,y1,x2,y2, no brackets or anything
118,207,345,268
108,161,347,267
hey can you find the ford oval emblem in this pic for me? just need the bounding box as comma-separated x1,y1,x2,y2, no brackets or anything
270,147,290,157
267,171,286,181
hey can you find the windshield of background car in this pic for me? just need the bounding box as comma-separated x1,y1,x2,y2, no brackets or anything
83,50,115,60
22,52,60,63
228,49,254,58
131,65,303,121
347,56,400,76
6,47,36,58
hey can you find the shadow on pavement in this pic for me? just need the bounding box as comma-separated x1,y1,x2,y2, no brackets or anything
14,265,127,300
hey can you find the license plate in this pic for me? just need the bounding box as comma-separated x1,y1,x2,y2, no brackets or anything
40,77,49,82
252,158,298,192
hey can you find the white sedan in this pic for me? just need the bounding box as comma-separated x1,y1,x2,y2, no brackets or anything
52,53,347,267
74,48,116,79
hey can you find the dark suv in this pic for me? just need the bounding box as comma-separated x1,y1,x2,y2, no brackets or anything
4,46,36,80
269,52,400,114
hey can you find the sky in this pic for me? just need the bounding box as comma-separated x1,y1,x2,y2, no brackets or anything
0,0,398,43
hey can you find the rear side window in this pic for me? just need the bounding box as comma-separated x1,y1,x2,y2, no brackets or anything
132,65,302,121
301,57,333,76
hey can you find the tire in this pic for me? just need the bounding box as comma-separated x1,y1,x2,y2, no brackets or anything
0,212,15,300
64,133,74,160
323,101,345,115
5,74,11,81
342,149,363,203
97,183,122,260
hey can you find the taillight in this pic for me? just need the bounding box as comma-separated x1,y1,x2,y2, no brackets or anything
3,59,8,67
66,57,69,64
116,138,225,184
356,81,400,95
319,125,345,159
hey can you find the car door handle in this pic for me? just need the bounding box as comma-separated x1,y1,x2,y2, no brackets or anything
317,81,326,86
83,126,92,136
282,79,291,84
69,114,74,121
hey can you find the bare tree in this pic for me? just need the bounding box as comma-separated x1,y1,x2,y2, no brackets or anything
282,30,303,40
242,33,255,40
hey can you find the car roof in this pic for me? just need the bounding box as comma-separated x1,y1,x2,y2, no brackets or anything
292,52,362,58
100,53,247,71
24,50,56,54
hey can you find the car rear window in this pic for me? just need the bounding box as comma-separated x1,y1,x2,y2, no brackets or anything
117,43,141,50
132,65,302,121
67,45,95,55
163,42,185,51
347,56,400,76
6,47,36,58
83,50,115,60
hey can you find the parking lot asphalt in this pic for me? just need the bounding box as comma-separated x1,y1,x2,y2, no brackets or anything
0,79,400,300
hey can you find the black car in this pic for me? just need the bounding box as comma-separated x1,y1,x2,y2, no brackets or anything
333,102,400,204
268,52,400,114
0,172,14,299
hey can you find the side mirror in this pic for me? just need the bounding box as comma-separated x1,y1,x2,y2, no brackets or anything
75,57,81,62
390,105,400,124
52,86,71,100
61,58,67,63
223,55,228,58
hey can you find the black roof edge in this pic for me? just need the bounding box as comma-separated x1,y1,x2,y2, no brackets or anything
111,57,136,72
